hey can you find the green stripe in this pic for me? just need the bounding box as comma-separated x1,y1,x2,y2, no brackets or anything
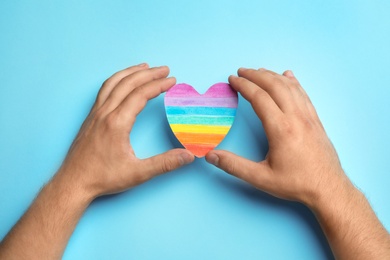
167,115,235,126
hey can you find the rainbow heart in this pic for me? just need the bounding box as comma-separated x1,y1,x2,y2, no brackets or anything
164,83,238,157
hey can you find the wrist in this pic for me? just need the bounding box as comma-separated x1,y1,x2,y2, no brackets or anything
303,170,358,212
50,168,96,207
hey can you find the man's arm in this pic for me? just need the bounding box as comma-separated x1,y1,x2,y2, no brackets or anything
0,173,92,259
0,63,194,260
206,68,390,259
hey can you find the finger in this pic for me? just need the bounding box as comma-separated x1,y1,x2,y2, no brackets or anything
228,75,284,131
258,68,277,76
238,68,296,113
206,150,272,190
282,70,322,123
115,77,176,130
279,70,310,114
102,66,170,114
283,70,308,101
283,70,316,106
96,63,149,107
137,149,194,179
282,70,296,80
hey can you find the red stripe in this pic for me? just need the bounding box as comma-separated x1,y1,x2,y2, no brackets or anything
183,144,216,158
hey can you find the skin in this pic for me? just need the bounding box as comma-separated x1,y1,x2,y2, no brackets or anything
206,68,390,259
0,64,195,259
0,65,389,259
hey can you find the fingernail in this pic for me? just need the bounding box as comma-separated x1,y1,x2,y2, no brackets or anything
286,70,295,77
206,153,219,166
239,67,248,71
259,68,266,71
178,152,193,166
138,63,147,67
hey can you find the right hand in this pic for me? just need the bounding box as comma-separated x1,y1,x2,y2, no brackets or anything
206,68,352,207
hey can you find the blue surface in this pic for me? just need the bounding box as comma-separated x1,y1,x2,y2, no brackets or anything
1,1,389,259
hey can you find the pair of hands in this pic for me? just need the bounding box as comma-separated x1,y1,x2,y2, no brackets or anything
2,63,387,260
58,63,345,207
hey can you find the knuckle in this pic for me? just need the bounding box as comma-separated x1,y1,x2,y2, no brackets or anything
253,89,267,100
161,157,177,173
95,94,104,107
278,119,294,136
133,171,148,184
130,88,148,103
294,82,303,89
244,69,256,76
245,69,261,79
288,82,301,92
138,98,147,109
96,81,112,104
225,159,236,174
301,116,314,131
278,114,315,142
120,74,137,88
110,70,123,79
292,110,314,131
104,112,121,130
93,107,106,121
235,76,247,85
102,70,123,87
101,78,111,88
271,76,285,88
234,77,252,91
152,67,168,79
131,86,143,96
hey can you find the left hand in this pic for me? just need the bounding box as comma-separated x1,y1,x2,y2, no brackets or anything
57,63,194,199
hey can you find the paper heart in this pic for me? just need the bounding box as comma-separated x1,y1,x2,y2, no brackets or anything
164,83,238,157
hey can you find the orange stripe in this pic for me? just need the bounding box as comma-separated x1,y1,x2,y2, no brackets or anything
183,144,216,158
174,132,225,145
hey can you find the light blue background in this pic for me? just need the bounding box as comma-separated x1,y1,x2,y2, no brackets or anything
1,1,389,259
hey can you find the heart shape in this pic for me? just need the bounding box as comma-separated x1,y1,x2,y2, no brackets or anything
164,83,238,157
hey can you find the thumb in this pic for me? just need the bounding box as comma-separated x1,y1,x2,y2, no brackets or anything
206,150,272,188
139,149,194,179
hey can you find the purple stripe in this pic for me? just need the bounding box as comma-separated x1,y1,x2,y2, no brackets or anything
165,97,238,108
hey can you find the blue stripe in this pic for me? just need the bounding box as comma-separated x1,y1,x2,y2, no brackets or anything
167,115,234,125
166,106,237,116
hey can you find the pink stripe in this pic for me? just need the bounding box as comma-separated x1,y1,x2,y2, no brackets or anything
165,84,199,97
166,83,237,98
204,83,237,97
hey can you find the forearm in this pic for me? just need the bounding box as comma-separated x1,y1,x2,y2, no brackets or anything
0,170,93,260
310,173,390,260
0,64,191,259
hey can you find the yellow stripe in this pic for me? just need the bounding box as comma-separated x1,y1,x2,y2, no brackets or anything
170,124,230,134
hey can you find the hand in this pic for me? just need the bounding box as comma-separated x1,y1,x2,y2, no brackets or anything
0,64,195,259
206,68,390,260
58,64,194,199
206,68,350,206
